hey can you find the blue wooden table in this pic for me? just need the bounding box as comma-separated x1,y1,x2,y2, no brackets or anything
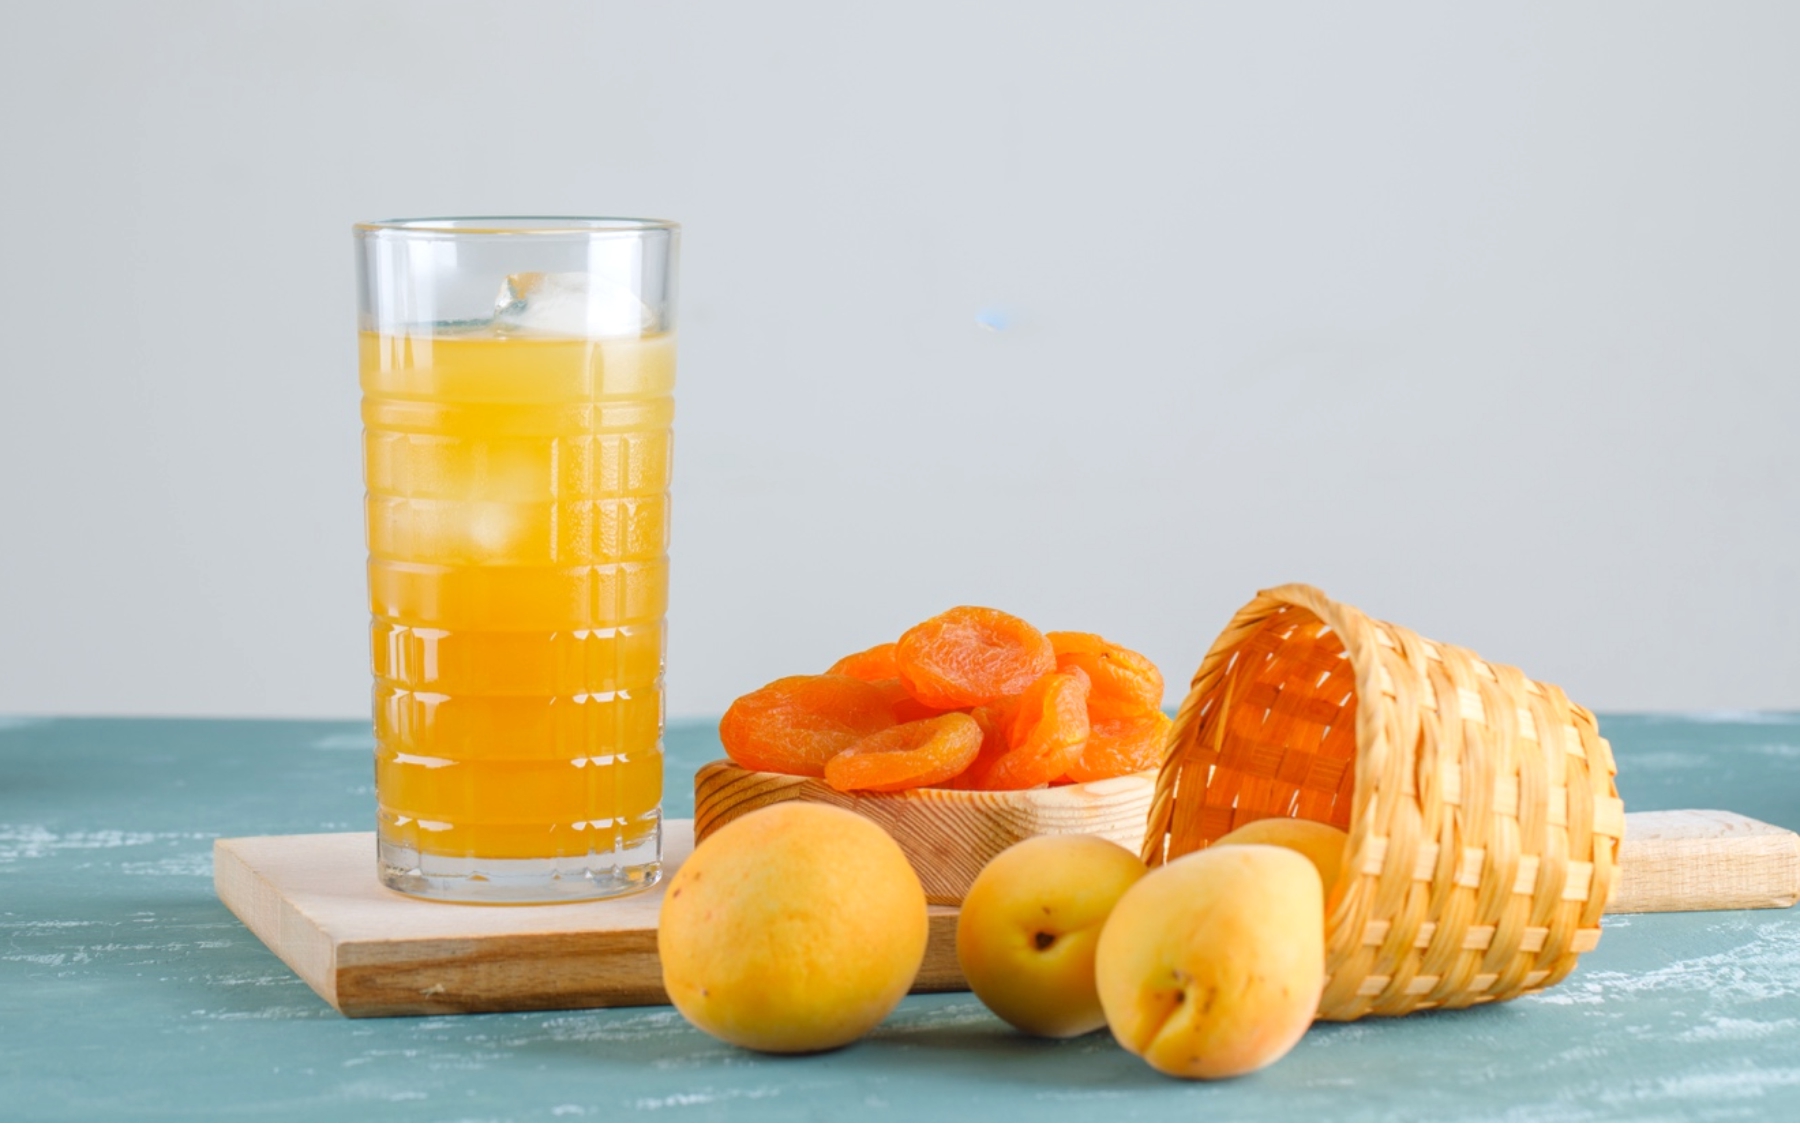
3,714,1798,1121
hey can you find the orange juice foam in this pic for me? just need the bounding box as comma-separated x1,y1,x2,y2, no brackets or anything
361,329,672,864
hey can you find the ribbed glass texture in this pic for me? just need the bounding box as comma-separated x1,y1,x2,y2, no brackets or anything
354,218,677,902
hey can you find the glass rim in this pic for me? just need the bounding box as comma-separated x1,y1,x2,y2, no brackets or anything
354,215,679,238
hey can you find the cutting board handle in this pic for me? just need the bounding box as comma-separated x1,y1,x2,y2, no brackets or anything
1613,810,1800,913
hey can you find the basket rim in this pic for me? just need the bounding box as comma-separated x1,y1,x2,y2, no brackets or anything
1145,582,1382,873
1143,581,1624,1020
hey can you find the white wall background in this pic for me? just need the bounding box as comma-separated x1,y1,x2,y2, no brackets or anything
1,2,1795,719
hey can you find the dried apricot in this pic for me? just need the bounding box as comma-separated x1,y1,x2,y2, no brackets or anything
1066,710,1172,783
896,607,1056,709
892,695,961,724
827,642,900,682
824,664,955,725
861,677,915,715
720,675,896,777
981,669,1091,790
1046,631,1163,720
944,699,1021,790
824,713,984,793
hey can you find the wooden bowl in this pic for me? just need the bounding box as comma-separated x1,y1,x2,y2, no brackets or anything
693,760,1156,905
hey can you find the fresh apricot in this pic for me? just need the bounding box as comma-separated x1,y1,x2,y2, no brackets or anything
957,835,1148,1037
659,803,928,1053
1095,844,1324,1079
1214,818,1347,897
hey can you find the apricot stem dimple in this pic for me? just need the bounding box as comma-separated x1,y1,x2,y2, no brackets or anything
1139,985,1190,1062
1099,845,1326,1079
1034,931,1056,951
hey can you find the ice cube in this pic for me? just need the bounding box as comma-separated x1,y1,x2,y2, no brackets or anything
465,502,521,555
493,272,654,338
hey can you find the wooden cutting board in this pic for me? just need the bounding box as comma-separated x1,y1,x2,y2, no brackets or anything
216,810,1798,1018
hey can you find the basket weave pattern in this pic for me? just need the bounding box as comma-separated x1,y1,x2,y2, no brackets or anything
1144,584,1625,1021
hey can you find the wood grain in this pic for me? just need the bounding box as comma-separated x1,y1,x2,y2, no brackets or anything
1611,808,1800,913
693,761,1156,904
215,821,963,1018
216,808,1800,1019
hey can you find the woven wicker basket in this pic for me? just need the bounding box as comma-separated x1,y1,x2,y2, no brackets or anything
1143,584,1626,1021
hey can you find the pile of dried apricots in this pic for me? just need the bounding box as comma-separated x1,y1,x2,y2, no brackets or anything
720,606,1171,793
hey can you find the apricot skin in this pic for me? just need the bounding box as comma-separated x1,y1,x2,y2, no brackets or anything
1214,818,1348,897
658,803,928,1053
1095,844,1325,1079
956,835,1148,1038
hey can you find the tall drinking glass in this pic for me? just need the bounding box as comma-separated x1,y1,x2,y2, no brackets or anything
355,217,677,903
